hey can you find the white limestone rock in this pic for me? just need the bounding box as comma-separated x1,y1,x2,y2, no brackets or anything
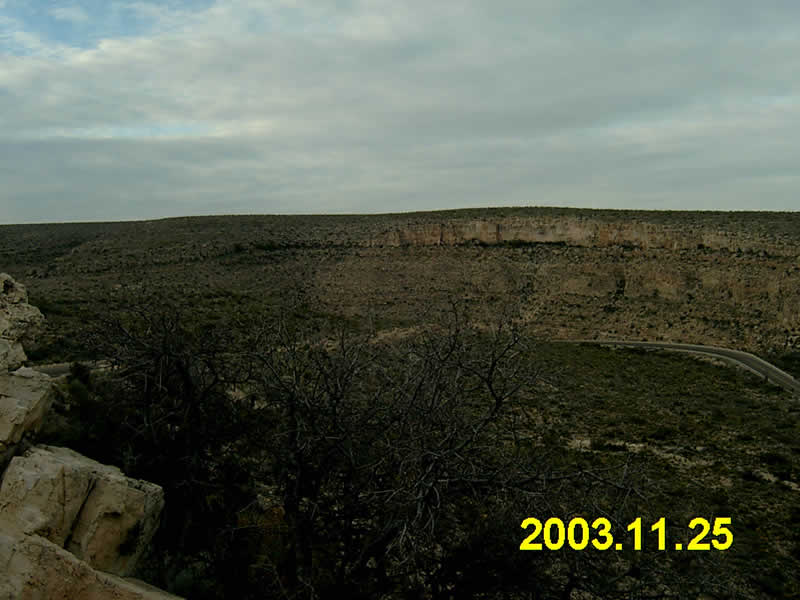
0,519,182,600
0,445,165,577
0,368,55,465
0,273,44,372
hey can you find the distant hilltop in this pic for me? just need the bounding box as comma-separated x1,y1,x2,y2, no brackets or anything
3,207,800,258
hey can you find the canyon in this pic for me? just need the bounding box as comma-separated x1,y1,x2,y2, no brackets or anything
2,208,799,362
1,208,799,597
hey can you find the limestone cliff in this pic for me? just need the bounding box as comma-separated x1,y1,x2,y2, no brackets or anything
311,211,800,354
371,215,800,256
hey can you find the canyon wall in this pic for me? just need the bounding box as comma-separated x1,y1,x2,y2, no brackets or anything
371,215,800,256
2,209,798,359
311,213,800,355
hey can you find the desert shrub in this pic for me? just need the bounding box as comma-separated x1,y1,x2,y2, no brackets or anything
69,361,93,386
66,297,742,599
69,300,550,597
66,378,90,405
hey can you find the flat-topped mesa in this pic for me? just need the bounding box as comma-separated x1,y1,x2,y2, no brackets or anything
0,273,45,372
372,216,799,255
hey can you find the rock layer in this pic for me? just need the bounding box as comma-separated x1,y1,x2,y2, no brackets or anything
371,215,800,256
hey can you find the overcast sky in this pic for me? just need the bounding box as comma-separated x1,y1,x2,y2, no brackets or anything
1,1,799,223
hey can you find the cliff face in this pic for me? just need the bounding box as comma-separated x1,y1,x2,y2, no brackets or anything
312,213,800,354
313,241,800,353
372,215,800,256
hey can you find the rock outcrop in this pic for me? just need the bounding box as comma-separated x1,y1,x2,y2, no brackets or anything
0,273,181,599
0,273,44,371
0,367,56,467
0,448,180,600
0,274,53,464
0,520,179,600
0,445,165,577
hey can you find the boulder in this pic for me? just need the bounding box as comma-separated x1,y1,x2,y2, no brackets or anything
0,519,181,600
0,368,55,466
0,273,45,372
0,339,27,374
0,445,165,577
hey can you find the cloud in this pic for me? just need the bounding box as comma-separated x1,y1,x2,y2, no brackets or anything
2,1,800,223
48,5,89,23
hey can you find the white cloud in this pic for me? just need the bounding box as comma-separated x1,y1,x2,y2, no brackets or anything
49,5,90,23
2,1,800,222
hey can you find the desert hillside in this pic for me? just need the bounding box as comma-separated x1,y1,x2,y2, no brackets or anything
2,207,799,362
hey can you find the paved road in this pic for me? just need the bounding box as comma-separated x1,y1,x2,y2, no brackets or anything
563,340,800,395
30,341,800,396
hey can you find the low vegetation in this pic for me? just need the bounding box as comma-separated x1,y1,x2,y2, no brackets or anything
7,210,799,597
39,295,800,599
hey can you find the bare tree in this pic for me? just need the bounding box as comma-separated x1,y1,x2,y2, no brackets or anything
239,301,563,597
69,295,740,599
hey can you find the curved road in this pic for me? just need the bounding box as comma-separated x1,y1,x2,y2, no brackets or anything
562,340,800,396
31,342,800,395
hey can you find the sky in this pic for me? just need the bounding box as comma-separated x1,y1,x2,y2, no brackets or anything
1,1,799,223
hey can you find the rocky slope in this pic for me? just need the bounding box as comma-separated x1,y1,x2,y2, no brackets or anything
1,208,799,358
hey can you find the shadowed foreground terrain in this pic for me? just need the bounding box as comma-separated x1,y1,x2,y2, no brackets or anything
2,207,799,598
